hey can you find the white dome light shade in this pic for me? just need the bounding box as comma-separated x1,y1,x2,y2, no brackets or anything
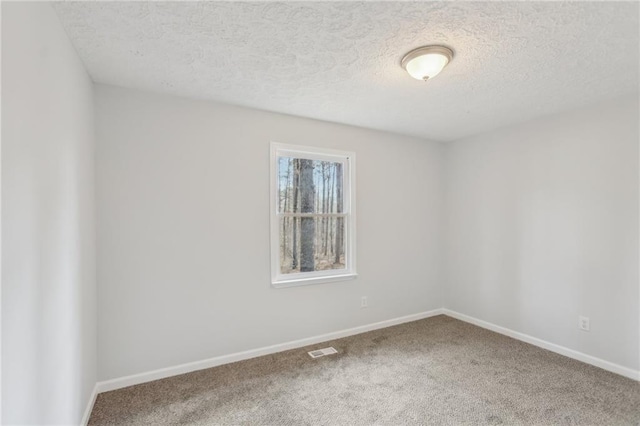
401,46,454,81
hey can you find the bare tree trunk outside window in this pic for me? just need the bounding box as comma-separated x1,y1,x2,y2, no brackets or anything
322,162,328,255
299,159,315,272
281,160,291,261
328,163,335,257
315,167,321,251
291,159,300,270
334,163,343,264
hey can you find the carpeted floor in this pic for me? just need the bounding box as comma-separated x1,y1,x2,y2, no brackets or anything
89,315,640,425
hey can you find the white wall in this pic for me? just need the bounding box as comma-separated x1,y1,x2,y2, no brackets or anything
444,96,639,371
2,3,97,424
95,85,444,381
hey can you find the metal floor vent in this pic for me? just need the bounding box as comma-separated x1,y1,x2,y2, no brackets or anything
308,347,338,359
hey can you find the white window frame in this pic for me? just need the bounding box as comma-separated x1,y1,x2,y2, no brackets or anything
270,142,357,288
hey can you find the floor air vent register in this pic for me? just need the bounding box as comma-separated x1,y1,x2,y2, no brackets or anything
308,347,338,358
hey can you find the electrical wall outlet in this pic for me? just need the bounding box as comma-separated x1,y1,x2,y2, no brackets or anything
361,296,368,308
578,316,590,331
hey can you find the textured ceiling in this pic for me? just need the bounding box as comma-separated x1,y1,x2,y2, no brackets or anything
53,1,639,142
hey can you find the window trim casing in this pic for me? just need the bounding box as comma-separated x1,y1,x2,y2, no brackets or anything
270,142,357,288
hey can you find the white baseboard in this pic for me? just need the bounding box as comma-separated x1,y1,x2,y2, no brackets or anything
81,383,99,426
90,306,638,406
442,309,640,381
96,308,444,393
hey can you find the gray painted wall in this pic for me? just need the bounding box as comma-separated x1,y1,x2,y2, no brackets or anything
444,96,639,370
2,3,97,424
94,84,445,380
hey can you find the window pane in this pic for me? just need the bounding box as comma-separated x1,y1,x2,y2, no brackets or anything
279,216,346,274
277,157,344,214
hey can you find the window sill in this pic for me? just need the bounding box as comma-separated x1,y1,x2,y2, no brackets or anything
272,273,358,289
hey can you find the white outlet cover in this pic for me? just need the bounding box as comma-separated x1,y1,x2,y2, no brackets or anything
578,316,590,331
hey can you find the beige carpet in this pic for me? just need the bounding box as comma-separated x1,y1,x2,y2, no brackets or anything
89,315,640,425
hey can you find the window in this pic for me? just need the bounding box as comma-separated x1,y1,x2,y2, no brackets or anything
270,142,356,287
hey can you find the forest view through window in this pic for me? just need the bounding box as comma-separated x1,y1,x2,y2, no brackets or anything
278,156,344,273
271,143,356,287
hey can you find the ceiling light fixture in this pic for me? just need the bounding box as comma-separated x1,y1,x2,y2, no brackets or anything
401,45,454,81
